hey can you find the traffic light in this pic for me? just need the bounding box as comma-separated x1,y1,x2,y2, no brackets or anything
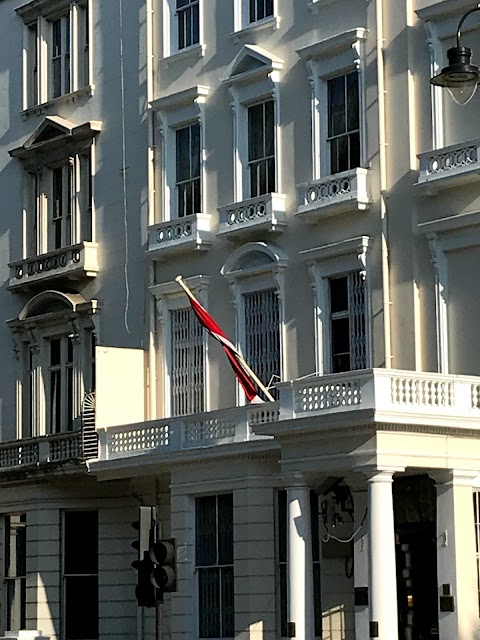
150,538,177,599
131,506,156,608
131,506,177,606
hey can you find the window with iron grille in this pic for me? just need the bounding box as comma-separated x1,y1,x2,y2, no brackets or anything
177,0,199,49
249,0,274,22
196,494,234,638
248,101,276,198
327,71,360,175
4,514,26,632
20,1,89,108
243,288,280,397
277,491,322,637
63,511,98,640
170,307,205,416
48,335,75,434
329,271,366,373
176,123,201,217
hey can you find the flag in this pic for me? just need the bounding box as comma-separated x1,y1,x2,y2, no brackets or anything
176,277,264,403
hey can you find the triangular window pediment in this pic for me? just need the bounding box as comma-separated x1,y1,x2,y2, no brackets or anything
231,55,266,77
228,45,283,83
23,116,74,150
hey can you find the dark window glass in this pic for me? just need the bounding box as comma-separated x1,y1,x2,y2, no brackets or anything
177,0,199,49
5,514,27,631
176,123,201,217
249,0,274,22
248,100,276,197
327,71,360,174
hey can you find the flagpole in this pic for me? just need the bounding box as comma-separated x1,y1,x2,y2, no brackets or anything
175,275,276,403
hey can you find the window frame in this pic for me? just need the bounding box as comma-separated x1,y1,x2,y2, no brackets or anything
301,236,372,375
18,0,92,111
162,0,204,60
151,86,209,223
62,510,99,640
297,28,367,180
195,494,234,639
4,514,27,634
225,45,283,204
150,275,210,417
233,0,279,34
9,291,98,439
221,242,287,404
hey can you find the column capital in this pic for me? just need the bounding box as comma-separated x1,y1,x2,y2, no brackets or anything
431,469,480,488
356,466,405,482
282,472,312,489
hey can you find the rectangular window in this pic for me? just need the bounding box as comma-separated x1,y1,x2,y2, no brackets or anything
176,123,201,217
5,514,27,632
243,288,280,397
278,492,322,637
196,494,234,638
51,14,71,99
27,23,38,107
177,0,199,50
249,0,274,23
48,336,74,434
327,72,360,174
329,271,366,373
170,307,204,416
248,101,275,197
22,345,35,439
63,511,98,640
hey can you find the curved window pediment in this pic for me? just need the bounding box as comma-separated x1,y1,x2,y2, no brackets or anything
222,241,288,278
18,290,86,321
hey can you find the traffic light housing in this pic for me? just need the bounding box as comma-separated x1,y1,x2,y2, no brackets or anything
131,507,177,606
131,506,156,608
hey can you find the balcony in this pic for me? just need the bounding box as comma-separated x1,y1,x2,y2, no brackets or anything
8,242,99,292
417,139,480,193
296,168,371,222
147,213,213,258
217,193,286,239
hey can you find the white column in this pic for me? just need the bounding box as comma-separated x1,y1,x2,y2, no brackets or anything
367,470,398,640
287,485,314,640
435,471,479,640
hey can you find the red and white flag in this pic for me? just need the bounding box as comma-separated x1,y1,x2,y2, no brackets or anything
176,277,271,403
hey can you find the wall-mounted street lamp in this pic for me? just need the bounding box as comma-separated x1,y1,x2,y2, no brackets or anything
431,4,480,105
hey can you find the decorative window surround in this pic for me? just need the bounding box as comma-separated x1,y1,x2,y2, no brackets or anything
9,116,100,289
296,27,368,182
162,0,205,60
221,242,288,403
300,235,372,375
296,167,371,222
417,0,480,151
418,210,480,374
217,193,286,239
8,291,98,440
8,241,99,292
22,85,95,119
17,0,92,112
150,85,211,255
150,275,210,417
233,0,280,36
417,138,480,194
224,45,285,207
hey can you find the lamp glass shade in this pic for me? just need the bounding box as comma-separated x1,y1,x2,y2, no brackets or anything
446,80,478,105
430,46,480,104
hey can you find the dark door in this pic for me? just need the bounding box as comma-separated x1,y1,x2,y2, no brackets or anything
393,476,439,640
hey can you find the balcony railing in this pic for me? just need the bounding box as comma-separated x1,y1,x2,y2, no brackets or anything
277,368,480,426
296,168,371,221
147,213,213,258
97,404,278,462
217,193,286,238
417,138,480,193
8,242,99,292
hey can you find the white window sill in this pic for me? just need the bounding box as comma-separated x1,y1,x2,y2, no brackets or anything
147,213,213,259
308,0,336,13
296,168,371,222
162,43,206,65
8,241,99,292
217,193,286,239
22,85,95,119
416,138,480,195
231,15,280,41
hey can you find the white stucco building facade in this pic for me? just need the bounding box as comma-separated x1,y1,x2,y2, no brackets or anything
1,0,480,639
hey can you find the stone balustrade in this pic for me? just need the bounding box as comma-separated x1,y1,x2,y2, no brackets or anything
147,213,213,257
217,193,286,238
417,138,480,192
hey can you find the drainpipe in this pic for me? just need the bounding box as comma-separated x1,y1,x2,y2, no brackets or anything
146,0,157,419
376,0,393,369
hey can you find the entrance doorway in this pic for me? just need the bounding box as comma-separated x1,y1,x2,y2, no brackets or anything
393,475,439,640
